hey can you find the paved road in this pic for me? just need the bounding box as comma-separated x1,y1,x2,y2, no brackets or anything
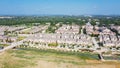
0,39,25,52
81,28,84,34
92,37,99,49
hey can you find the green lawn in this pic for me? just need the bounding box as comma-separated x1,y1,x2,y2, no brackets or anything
0,48,119,68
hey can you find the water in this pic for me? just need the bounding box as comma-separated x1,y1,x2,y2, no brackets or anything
103,56,120,60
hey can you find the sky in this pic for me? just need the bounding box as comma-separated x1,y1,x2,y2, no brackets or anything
0,0,120,15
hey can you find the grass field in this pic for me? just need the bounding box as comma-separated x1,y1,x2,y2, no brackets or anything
0,48,120,68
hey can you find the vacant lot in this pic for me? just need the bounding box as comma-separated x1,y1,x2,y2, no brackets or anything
0,48,120,68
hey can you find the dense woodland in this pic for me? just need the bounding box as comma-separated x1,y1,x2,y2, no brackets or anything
0,15,120,26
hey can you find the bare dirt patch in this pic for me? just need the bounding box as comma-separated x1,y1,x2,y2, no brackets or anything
28,60,119,68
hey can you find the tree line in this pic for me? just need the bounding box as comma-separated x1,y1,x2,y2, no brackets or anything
0,15,120,26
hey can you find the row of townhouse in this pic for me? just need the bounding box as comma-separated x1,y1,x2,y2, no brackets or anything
99,34,120,47
16,25,49,34
0,35,18,44
0,25,26,35
55,25,80,34
26,33,92,45
110,25,120,34
85,22,116,35
22,33,93,51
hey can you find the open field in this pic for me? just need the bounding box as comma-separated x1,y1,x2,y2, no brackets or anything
0,48,120,68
